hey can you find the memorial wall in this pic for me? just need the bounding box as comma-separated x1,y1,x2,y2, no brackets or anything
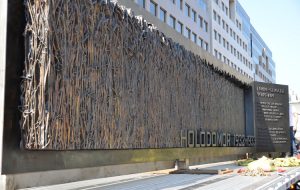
20,0,250,150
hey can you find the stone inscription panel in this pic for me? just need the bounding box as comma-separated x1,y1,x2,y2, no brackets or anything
254,82,290,152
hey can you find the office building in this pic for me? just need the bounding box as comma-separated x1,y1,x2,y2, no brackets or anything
117,0,276,83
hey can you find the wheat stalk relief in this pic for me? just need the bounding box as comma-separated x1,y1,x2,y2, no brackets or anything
20,0,247,150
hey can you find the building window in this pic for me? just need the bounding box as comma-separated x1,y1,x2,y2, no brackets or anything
199,16,203,28
218,52,222,60
222,2,225,11
198,37,203,47
192,32,197,43
223,38,226,48
170,0,175,4
204,42,208,51
184,27,191,39
184,3,190,17
226,24,228,33
177,0,183,10
222,20,225,29
214,49,218,57
176,21,183,34
198,0,207,10
230,28,232,36
214,30,217,40
213,10,217,21
169,15,176,29
226,42,229,50
225,7,228,16
215,0,219,5
217,15,221,25
137,0,145,8
150,1,157,16
204,21,208,32
223,56,226,63
159,8,167,23
218,34,221,44
192,10,196,22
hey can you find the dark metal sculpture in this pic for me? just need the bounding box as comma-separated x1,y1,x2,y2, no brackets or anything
20,0,248,150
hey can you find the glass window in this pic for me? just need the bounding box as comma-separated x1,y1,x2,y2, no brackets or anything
198,0,207,10
225,7,228,16
176,21,183,34
177,0,183,10
159,8,166,22
214,30,217,40
215,0,219,5
226,42,229,50
222,2,225,11
223,56,226,63
184,27,191,39
204,21,208,32
150,1,157,16
184,3,190,17
205,42,208,51
226,24,228,33
169,15,176,29
217,15,221,25
199,16,203,28
192,32,197,43
198,37,203,47
137,0,145,8
222,20,225,29
218,34,221,44
192,10,196,22
230,28,232,36
223,38,226,48
214,49,218,57
218,52,222,60
213,10,217,21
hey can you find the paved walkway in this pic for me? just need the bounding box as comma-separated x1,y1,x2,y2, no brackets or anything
20,161,300,190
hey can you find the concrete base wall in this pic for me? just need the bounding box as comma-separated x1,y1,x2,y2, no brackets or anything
0,161,173,190
0,147,252,189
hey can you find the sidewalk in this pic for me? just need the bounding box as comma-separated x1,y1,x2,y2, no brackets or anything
20,161,300,190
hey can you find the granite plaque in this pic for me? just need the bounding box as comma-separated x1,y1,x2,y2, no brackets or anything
254,82,290,152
